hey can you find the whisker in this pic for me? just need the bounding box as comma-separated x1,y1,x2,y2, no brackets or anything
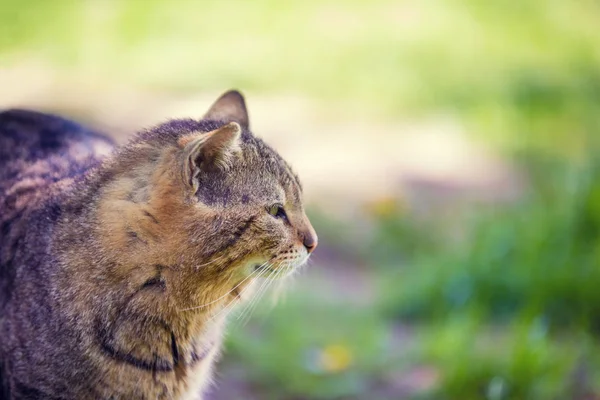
177,260,268,312
271,260,293,304
205,268,267,324
206,296,239,324
193,253,228,270
236,264,273,322
249,265,290,324
238,265,280,326
234,265,272,323
238,263,278,322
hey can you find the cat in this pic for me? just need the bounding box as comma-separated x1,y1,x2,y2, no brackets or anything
0,90,317,399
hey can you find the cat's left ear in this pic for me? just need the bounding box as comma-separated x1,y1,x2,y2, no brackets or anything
203,90,249,130
179,122,242,191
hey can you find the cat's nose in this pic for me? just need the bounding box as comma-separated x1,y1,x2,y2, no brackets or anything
303,232,318,253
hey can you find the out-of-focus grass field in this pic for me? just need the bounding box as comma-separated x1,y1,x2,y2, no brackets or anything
3,1,600,399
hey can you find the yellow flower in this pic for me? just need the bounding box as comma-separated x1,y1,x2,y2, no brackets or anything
364,196,405,218
319,344,353,373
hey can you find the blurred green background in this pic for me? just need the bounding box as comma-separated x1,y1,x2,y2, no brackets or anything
2,0,600,399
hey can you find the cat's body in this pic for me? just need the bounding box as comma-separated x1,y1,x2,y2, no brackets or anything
0,91,317,399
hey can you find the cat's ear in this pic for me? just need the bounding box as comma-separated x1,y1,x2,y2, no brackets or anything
179,122,242,190
203,90,249,130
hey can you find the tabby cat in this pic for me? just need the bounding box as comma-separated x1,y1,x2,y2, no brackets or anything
0,90,317,399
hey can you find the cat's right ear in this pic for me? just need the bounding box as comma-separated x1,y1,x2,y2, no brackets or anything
179,122,242,191
203,90,249,130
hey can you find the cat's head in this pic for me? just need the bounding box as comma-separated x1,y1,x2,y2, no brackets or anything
98,90,317,291
177,90,318,277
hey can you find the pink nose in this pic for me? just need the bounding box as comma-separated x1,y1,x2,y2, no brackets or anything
303,233,318,253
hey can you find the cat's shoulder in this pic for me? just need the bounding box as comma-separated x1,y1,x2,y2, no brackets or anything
0,109,115,216
0,108,115,162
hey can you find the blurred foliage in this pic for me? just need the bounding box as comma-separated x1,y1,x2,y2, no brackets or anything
2,0,600,154
369,154,600,398
377,156,600,328
226,298,395,399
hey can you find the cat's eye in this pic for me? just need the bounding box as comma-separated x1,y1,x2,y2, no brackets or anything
267,204,287,220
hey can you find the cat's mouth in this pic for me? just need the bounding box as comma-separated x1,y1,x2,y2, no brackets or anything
253,263,277,273
252,262,294,277
252,257,307,278
253,263,264,271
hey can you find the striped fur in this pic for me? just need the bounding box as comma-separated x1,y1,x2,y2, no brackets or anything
0,91,317,399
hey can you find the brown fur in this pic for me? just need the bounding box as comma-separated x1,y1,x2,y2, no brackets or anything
0,90,317,399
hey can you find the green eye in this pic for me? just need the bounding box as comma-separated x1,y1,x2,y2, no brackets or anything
268,204,287,220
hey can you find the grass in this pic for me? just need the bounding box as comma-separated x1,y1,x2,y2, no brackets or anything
377,155,600,328
225,298,395,399
372,154,600,398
